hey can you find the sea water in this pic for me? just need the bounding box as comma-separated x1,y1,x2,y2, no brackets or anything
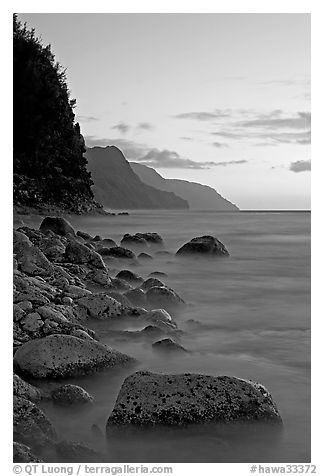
22,210,310,463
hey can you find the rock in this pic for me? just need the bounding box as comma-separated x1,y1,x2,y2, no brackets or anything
14,396,56,448
13,442,43,463
64,284,92,299
13,374,41,402
140,326,165,338
116,270,143,285
37,305,69,324
138,252,153,261
106,371,282,427
13,304,26,322
136,232,164,248
38,235,66,261
77,293,123,319
124,288,146,307
155,250,171,256
76,230,93,241
56,440,103,463
142,309,177,331
20,312,43,332
51,384,93,405
70,329,95,341
101,238,117,248
104,246,136,260
65,241,106,269
86,269,111,286
14,334,133,378
62,297,73,305
176,235,229,257
92,235,102,242
14,232,54,276
110,277,133,292
39,216,75,236
146,286,185,311
152,338,188,353
16,300,33,312
141,277,165,291
106,291,132,307
121,234,149,251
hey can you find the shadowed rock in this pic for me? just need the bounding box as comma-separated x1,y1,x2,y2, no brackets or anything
14,334,133,379
106,371,282,427
13,441,43,463
13,373,42,402
65,241,106,269
116,270,143,285
176,235,229,257
152,338,188,353
39,217,75,236
146,286,185,311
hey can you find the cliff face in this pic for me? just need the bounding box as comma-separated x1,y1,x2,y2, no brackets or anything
85,146,189,210
131,163,239,211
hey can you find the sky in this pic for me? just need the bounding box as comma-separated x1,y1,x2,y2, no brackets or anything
19,13,311,209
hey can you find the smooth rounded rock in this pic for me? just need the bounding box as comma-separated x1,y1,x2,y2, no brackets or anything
176,235,229,257
40,217,75,236
51,384,93,406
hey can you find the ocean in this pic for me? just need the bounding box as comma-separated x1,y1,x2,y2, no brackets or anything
23,210,311,463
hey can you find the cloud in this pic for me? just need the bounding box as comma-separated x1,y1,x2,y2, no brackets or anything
75,115,98,122
136,149,247,169
173,110,231,121
238,112,311,130
111,122,131,134
212,127,311,146
180,137,193,141
211,142,228,148
289,160,311,173
84,136,147,159
137,122,154,131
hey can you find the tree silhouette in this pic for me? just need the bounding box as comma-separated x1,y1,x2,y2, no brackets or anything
13,14,95,211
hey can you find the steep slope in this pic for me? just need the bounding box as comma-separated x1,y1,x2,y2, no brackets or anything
85,146,189,210
131,163,239,211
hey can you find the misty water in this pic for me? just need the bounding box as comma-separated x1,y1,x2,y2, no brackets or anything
25,210,310,463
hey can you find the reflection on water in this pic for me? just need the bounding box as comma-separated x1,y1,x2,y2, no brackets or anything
24,211,310,462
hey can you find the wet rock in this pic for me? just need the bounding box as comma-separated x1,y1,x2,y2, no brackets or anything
116,270,143,285
176,235,229,257
110,277,133,292
14,334,133,379
106,291,132,307
141,277,165,291
104,246,136,260
152,338,188,353
13,441,43,463
155,250,171,256
76,230,93,241
14,396,56,448
142,309,177,332
136,233,164,248
13,373,42,402
65,241,106,269
149,271,168,278
56,440,104,463
51,384,93,406
77,293,123,319
138,252,153,261
86,268,111,286
101,238,118,248
39,216,75,236
146,286,185,311
106,371,282,427
121,234,149,251
124,288,146,307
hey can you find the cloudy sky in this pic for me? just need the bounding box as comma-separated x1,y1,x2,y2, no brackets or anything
20,13,310,209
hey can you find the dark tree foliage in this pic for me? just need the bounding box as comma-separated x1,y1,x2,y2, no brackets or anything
13,14,95,211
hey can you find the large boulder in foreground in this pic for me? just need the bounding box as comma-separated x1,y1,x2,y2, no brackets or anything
176,235,229,257
14,334,133,379
106,371,282,427
40,216,75,236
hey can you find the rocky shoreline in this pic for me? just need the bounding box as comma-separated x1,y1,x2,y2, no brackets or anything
13,216,282,463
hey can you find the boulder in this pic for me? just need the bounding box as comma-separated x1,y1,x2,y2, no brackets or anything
13,442,43,463
176,235,229,257
136,232,164,247
152,338,188,353
76,230,93,241
124,288,146,307
115,270,143,285
86,269,111,286
14,396,56,448
121,234,149,251
141,277,165,291
65,241,106,269
142,309,177,332
106,371,282,427
14,334,133,379
14,232,54,276
20,312,43,332
146,286,185,311
39,217,75,236
104,246,136,260
51,384,93,405
77,293,123,319
13,373,42,402
150,271,168,278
